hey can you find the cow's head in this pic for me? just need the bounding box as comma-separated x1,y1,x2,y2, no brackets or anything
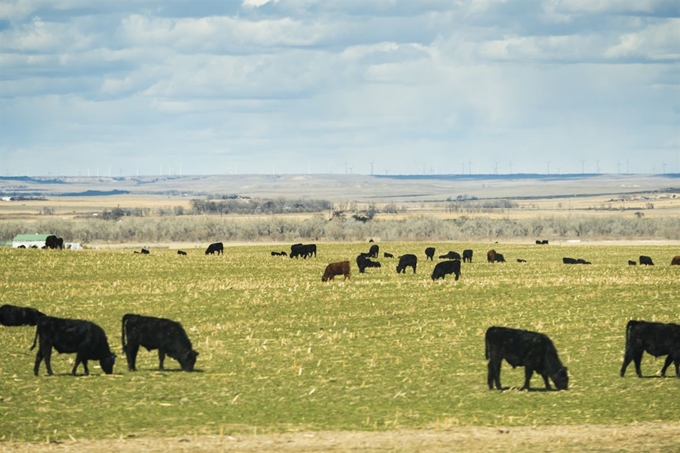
551,367,569,390
100,354,116,375
179,350,199,371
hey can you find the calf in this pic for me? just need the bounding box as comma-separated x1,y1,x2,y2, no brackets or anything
639,255,654,266
31,316,116,376
322,261,351,282
0,304,45,327
628,260,636,266
356,254,381,273
122,314,199,372
396,254,417,274
485,326,569,391
672,255,680,266
425,247,435,261
205,242,223,255
620,320,680,378
177,250,187,255
431,260,461,281
383,252,394,259
462,249,473,263
517,259,527,263
563,257,577,264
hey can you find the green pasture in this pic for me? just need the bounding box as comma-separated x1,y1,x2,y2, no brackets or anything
0,242,678,442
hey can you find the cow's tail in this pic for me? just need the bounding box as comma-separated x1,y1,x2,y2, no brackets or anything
30,325,39,351
121,314,131,352
624,320,636,349
484,330,490,360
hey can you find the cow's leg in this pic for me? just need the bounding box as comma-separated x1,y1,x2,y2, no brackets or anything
125,343,139,371
541,373,553,390
43,347,54,376
620,348,635,377
660,355,673,377
72,353,84,376
521,367,534,390
488,358,502,390
33,348,44,376
632,351,644,378
158,349,166,370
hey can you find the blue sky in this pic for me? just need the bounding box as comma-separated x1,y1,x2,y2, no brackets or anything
1,0,678,176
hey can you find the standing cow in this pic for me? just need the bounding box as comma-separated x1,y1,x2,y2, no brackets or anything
322,261,351,282
431,260,461,281
31,316,116,376
396,254,417,274
462,249,473,263
487,249,496,263
122,314,199,372
205,242,224,255
0,304,45,326
425,247,435,261
45,235,64,250
368,244,379,258
620,320,680,378
485,326,569,391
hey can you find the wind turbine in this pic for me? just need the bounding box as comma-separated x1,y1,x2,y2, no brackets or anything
595,160,600,174
546,161,551,175
494,160,498,175
369,161,374,176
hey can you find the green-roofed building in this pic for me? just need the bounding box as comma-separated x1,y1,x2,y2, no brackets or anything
12,234,54,248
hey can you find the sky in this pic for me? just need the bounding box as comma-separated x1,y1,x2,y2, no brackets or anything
0,0,679,177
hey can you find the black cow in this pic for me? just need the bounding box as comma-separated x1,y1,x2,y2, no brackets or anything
0,304,45,326
575,258,591,265
639,255,654,266
620,320,680,378
383,252,394,258
535,240,541,245
431,260,461,281
45,235,63,250
396,254,417,274
271,251,283,256
122,314,199,372
141,248,150,254
438,251,461,260
425,247,435,261
563,257,577,264
205,242,223,255
177,250,187,255
485,326,569,391
356,254,381,273
493,253,506,263
462,249,473,263
628,260,636,266
368,244,379,258
291,243,316,259
31,316,116,376
517,259,527,263
542,240,549,245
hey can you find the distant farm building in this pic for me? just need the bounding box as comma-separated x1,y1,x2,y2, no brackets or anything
12,234,54,248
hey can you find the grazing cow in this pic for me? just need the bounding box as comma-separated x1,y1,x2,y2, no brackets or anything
141,248,150,254
45,235,64,250
356,254,381,273
177,250,187,255
628,260,636,266
462,249,473,263
121,314,199,372
517,259,527,263
620,320,680,378
575,258,591,265
493,253,506,263
291,243,316,259
438,251,461,260
0,304,45,327
31,316,116,376
425,247,435,261
431,260,461,281
563,257,577,264
205,242,223,255
368,244,379,259
485,326,569,391
639,255,654,266
672,256,680,266
487,249,496,263
384,252,394,258
396,254,417,274
322,261,351,282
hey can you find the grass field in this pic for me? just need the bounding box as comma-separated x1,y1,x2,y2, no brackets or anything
0,242,678,445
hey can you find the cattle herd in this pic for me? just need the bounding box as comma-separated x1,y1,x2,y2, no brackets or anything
3,240,679,388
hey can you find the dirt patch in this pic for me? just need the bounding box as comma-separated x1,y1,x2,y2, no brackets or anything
3,423,679,453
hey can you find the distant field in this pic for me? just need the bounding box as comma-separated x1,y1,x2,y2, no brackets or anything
1,243,678,448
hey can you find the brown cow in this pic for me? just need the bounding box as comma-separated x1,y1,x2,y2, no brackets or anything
322,261,351,282
671,256,680,266
487,249,496,263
